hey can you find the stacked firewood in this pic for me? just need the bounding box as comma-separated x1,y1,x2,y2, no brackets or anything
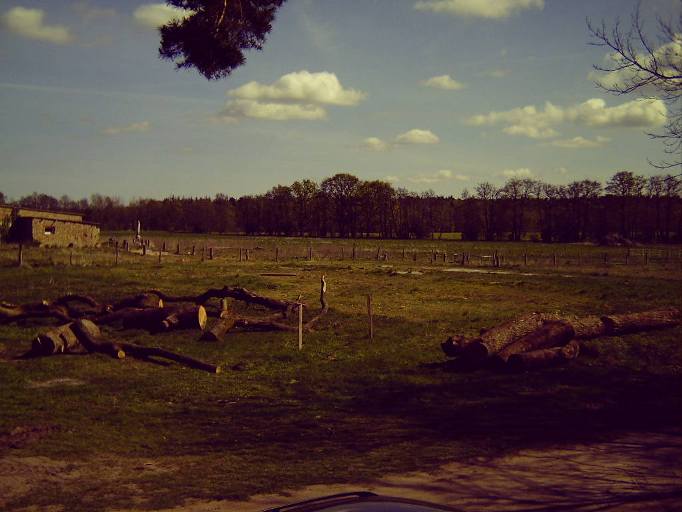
1,278,328,373
441,308,680,372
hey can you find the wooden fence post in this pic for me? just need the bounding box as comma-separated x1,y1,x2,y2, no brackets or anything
367,294,374,341
402,248,405,260
191,245,195,256
115,241,119,265
298,302,303,351
645,251,649,265
352,245,356,260
158,248,162,264
524,252,528,266
209,247,214,260
142,244,147,257
553,253,557,267
69,248,73,266
239,248,243,262
176,242,180,255
17,244,23,267
246,248,250,261
308,246,312,261
162,241,166,253
275,246,279,262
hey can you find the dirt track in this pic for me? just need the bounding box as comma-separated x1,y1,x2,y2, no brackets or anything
147,429,682,512
2,429,681,511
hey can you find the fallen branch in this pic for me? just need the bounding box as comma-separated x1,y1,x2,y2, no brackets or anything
28,320,220,373
145,286,302,312
0,301,72,324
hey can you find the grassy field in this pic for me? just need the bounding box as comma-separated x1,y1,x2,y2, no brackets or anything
1,235,681,511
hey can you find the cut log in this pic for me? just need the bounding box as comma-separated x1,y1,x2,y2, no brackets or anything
159,305,207,332
32,323,84,355
461,312,561,362
112,293,163,310
104,305,206,332
601,308,680,335
494,321,575,364
507,340,580,372
568,315,607,338
200,315,236,342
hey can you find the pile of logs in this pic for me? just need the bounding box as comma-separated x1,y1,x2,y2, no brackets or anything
2,277,328,373
441,308,680,372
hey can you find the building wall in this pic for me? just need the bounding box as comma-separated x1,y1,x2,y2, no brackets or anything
8,217,99,247
31,218,99,247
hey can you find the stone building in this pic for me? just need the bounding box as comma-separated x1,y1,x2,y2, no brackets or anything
0,205,100,247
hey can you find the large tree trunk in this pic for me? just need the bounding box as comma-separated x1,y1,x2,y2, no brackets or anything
494,321,575,364
507,340,580,372
461,312,561,361
601,308,680,335
146,286,300,312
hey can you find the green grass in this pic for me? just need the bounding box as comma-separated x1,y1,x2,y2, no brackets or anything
0,236,681,510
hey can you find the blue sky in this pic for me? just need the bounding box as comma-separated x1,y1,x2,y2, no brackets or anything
0,0,678,201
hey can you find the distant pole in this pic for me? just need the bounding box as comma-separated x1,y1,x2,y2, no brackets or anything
275,246,279,262
142,244,147,256
308,246,313,261
367,294,374,341
191,245,195,256
645,251,649,265
69,248,73,266
402,248,405,260
376,247,381,261
413,251,417,262
246,248,250,261
17,243,23,267
201,246,205,262
298,302,303,351
523,252,528,266
176,242,180,255
352,245,356,260
162,241,166,252
239,248,243,262
115,241,119,266
341,247,344,260
209,247,214,260
553,252,557,267
158,248,162,264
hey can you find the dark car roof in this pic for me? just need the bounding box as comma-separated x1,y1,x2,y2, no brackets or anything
261,492,462,512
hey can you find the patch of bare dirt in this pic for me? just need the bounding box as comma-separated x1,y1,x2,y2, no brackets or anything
135,429,682,512
0,425,61,451
27,378,86,389
0,455,177,510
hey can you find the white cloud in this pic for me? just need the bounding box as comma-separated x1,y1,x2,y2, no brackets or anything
133,3,192,28
395,129,440,145
103,121,150,135
502,168,533,178
384,175,400,183
2,7,73,44
409,169,469,183
72,1,116,20
468,98,667,139
414,0,544,19
219,99,326,121
589,39,682,96
229,71,366,106
363,137,389,152
221,71,364,121
421,74,465,90
550,135,610,149
483,68,510,78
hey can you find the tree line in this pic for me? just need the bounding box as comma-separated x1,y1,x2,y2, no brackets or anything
2,170,681,243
